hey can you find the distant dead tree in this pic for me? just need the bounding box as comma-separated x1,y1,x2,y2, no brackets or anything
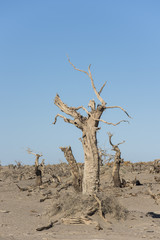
153,159,160,173
108,132,125,187
60,146,82,192
53,57,131,195
98,146,114,166
27,148,44,186
15,160,22,169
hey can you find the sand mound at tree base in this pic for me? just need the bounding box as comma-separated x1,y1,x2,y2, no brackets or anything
46,191,128,225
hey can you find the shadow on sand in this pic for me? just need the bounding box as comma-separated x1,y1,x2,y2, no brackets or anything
146,212,160,218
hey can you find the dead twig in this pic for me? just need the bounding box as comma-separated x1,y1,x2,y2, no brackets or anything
16,184,29,192
40,196,52,202
36,220,58,231
57,182,72,192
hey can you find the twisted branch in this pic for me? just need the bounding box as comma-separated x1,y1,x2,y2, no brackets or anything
105,106,132,118
117,140,125,146
27,148,43,158
53,114,74,125
98,119,129,126
107,132,125,148
70,106,129,126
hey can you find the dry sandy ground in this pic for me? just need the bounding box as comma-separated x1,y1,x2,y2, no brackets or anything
1,163,160,240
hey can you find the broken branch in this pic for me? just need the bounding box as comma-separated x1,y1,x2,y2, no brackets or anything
36,221,58,231
16,184,29,192
53,114,74,125
98,81,107,95
27,148,43,158
117,140,125,146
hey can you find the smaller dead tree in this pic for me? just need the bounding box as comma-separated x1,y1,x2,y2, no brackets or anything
98,147,114,166
60,146,82,192
108,133,125,187
27,148,44,186
153,159,160,173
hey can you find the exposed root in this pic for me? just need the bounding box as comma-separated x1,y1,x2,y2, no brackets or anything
93,194,105,220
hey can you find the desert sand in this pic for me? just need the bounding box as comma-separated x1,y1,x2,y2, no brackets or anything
1,162,160,240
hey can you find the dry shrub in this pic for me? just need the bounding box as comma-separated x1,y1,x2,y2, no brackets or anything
47,191,128,221
99,194,128,220
46,163,71,177
47,192,94,218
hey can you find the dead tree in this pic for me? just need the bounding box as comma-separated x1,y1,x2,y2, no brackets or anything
60,146,82,192
98,147,114,166
153,159,160,173
53,58,131,195
108,132,125,187
27,148,44,186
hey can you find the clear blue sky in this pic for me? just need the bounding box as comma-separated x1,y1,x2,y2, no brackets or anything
0,0,160,165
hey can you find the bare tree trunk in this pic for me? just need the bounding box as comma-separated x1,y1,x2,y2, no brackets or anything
108,133,124,188
53,58,131,195
60,146,82,192
35,155,43,186
112,160,121,187
35,165,42,186
27,148,44,186
81,130,100,194
154,159,160,173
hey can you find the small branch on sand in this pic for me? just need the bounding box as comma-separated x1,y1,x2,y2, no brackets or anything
36,220,58,231
16,184,29,192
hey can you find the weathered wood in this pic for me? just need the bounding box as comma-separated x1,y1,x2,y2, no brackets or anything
16,184,29,192
57,182,72,192
108,133,124,187
40,196,52,202
153,159,160,173
61,216,95,225
93,194,105,219
27,148,44,186
36,220,58,231
53,58,130,195
81,128,101,194
60,146,82,192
